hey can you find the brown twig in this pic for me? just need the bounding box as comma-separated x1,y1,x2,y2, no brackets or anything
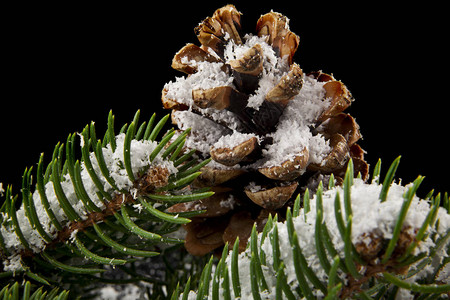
15,165,170,261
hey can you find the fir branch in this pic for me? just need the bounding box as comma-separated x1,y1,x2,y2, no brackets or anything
179,158,450,299
0,110,213,295
0,280,69,300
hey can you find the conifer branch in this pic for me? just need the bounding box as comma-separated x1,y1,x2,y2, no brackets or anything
179,158,450,299
0,280,69,300
0,110,213,295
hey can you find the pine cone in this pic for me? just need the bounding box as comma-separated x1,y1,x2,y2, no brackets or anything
162,5,368,255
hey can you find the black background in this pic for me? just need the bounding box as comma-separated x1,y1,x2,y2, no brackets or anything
1,2,448,198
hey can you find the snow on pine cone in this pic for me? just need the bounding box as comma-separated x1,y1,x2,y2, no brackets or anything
162,5,368,256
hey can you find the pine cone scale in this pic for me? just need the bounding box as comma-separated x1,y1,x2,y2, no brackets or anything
172,43,221,74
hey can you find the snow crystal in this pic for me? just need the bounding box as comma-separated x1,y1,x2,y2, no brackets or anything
180,55,198,70
133,203,144,213
206,159,243,171
163,61,234,107
281,74,329,126
436,262,450,284
69,229,78,243
212,132,259,149
255,74,332,168
2,254,23,273
224,34,289,110
219,194,236,210
202,108,244,132
250,72,333,168
262,123,309,167
97,284,145,300
246,181,263,193
172,110,231,156
99,286,120,300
